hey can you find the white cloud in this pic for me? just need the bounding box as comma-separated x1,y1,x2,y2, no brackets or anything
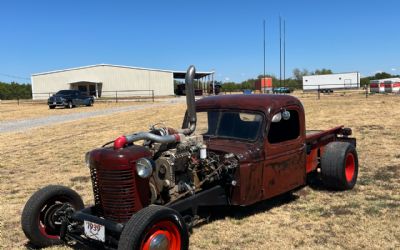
224,77,230,81
391,68,397,71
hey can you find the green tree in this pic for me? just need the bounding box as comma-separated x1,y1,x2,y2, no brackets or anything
0,82,32,100
374,72,392,79
313,68,333,75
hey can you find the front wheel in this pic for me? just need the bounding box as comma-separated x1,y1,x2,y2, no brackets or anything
66,101,73,109
21,185,84,248
321,141,359,190
118,205,189,250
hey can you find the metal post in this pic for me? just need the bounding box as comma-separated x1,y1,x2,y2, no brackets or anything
17,97,20,105
366,83,368,99
152,90,154,102
212,72,215,95
318,85,320,100
115,91,118,103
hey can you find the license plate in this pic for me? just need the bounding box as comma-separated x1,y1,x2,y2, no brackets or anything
84,221,105,242
53,102,56,104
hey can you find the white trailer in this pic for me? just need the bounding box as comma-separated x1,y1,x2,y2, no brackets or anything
370,78,400,93
383,78,400,93
302,72,360,92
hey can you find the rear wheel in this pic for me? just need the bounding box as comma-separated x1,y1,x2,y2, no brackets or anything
320,141,358,190
21,185,84,248
118,205,189,250
86,100,93,107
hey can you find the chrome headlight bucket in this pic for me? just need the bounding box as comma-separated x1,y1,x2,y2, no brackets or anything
136,158,154,178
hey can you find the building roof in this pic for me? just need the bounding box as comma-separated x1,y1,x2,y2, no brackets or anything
32,64,214,79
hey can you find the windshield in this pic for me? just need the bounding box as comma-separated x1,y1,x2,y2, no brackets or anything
56,90,73,95
196,110,263,141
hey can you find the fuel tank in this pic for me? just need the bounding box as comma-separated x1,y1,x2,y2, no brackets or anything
88,145,152,223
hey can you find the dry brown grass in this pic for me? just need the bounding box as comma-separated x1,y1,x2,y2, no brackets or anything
0,101,148,122
0,94,399,249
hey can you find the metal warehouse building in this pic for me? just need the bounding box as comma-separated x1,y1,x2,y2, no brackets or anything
31,64,214,100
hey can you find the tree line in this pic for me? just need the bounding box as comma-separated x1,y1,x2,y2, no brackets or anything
0,82,32,100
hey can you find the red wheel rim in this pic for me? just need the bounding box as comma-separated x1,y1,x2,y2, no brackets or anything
345,153,355,182
141,220,181,250
37,201,65,239
38,218,59,239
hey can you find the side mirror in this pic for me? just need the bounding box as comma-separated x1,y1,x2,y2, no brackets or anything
272,110,290,123
282,110,290,120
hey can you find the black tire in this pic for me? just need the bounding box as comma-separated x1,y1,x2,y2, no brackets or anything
86,100,93,107
118,205,189,250
66,101,73,109
320,142,358,190
49,105,55,109
21,185,84,248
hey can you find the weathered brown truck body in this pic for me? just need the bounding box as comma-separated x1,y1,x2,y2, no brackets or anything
21,66,358,250
197,94,356,206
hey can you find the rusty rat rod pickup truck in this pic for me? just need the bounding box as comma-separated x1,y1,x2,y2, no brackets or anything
21,65,358,250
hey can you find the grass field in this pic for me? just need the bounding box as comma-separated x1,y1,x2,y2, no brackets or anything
0,101,149,122
0,94,399,249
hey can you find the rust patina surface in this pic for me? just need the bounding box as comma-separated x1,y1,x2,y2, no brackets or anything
196,94,306,205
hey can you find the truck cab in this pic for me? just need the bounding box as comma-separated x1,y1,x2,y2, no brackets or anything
196,94,307,205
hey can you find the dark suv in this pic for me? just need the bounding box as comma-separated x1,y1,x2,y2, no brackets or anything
48,90,94,109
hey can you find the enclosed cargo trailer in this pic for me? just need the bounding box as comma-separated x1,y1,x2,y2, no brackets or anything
303,72,360,92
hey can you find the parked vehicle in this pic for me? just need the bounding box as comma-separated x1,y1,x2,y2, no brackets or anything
273,87,291,93
47,90,94,109
318,88,334,93
22,66,358,250
302,72,360,92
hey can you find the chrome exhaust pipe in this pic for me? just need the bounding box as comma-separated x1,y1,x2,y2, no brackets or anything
181,65,197,135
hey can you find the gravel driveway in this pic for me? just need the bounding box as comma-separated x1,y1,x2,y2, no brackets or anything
0,98,185,133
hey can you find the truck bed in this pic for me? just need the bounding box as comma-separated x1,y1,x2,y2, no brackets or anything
306,126,344,145
305,125,356,174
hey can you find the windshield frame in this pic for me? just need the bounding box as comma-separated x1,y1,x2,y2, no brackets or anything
196,109,265,142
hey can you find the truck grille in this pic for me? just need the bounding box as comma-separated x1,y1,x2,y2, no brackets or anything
90,164,139,223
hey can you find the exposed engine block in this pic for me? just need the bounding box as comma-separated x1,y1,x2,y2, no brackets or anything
147,131,238,204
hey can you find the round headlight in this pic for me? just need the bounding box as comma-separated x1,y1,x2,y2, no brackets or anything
85,151,91,168
136,158,154,178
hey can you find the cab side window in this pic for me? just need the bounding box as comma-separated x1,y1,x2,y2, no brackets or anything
268,110,300,144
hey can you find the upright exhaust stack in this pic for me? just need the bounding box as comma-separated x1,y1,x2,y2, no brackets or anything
181,65,197,135
113,65,197,149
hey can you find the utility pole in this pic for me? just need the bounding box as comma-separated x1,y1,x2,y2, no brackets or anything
263,19,266,93
279,16,282,87
283,19,286,87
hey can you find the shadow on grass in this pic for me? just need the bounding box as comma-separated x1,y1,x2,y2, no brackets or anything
194,192,299,229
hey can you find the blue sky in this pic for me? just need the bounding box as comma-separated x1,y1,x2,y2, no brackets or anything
0,0,399,83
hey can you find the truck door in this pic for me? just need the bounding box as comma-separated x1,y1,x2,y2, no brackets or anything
262,105,306,199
